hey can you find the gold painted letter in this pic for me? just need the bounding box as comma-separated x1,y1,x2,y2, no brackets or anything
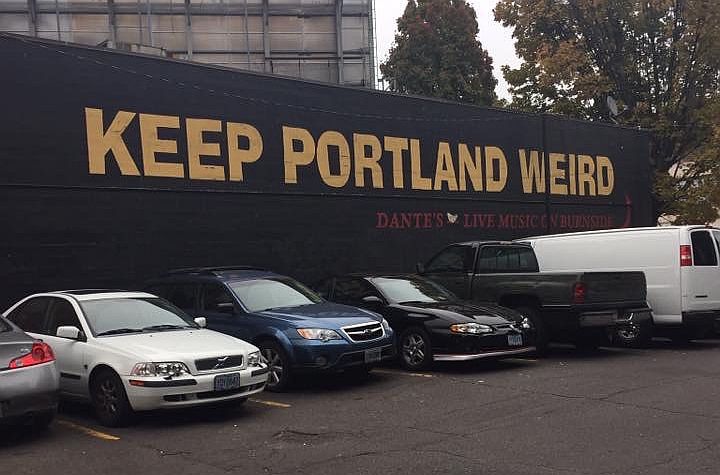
549,153,568,195
434,142,458,191
597,156,615,195
518,149,545,194
384,136,409,189
317,131,351,188
353,133,384,188
484,146,508,192
282,126,315,184
227,122,263,182
139,114,183,178
85,108,140,176
186,118,224,181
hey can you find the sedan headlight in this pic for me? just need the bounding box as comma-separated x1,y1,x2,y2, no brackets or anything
520,317,532,330
296,328,342,341
247,350,263,367
131,362,190,377
450,323,493,334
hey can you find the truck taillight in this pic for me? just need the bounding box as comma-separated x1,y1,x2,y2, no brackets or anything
8,342,55,369
680,245,693,267
573,282,586,304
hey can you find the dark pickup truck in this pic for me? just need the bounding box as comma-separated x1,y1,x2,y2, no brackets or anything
418,241,652,351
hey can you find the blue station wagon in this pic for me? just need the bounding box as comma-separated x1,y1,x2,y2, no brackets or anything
146,267,395,391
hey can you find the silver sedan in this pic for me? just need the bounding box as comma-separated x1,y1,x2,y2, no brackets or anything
0,316,59,429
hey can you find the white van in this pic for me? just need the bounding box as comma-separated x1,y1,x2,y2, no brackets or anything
520,226,720,340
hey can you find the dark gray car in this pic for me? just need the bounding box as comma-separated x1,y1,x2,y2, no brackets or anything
0,316,59,429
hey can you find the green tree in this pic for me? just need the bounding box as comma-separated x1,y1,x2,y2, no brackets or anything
381,0,497,106
495,0,720,222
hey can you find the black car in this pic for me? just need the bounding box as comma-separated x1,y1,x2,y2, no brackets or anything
316,274,536,370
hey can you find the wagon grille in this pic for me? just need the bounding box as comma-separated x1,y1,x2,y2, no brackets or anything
195,355,244,371
343,322,384,342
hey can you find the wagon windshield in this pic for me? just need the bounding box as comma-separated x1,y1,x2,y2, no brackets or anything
230,278,323,313
372,277,456,304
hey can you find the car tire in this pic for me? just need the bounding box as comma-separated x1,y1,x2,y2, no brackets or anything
32,409,56,431
90,369,134,427
398,327,433,370
614,321,653,348
258,340,292,392
514,306,549,356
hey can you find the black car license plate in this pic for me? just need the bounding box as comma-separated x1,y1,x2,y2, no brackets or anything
214,373,242,391
364,347,382,364
507,334,523,346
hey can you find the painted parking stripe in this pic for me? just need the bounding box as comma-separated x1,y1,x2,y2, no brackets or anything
57,419,120,441
373,369,434,378
248,398,291,408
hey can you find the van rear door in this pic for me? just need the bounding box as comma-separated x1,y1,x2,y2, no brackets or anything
684,229,720,313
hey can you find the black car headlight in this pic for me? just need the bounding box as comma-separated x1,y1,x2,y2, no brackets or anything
450,323,493,334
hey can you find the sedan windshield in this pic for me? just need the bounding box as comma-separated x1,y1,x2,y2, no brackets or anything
230,278,323,313
372,277,456,304
80,298,196,337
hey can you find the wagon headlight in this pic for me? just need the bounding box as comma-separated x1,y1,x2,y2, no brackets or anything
450,323,493,334
131,362,190,377
247,351,263,367
296,328,342,341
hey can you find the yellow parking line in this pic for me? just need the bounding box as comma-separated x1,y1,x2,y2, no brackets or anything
57,419,120,441
373,369,434,378
248,398,291,408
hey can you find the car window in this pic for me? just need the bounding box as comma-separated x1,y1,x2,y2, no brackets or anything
691,231,718,266
201,284,236,313
46,298,83,337
333,278,379,303
712,231,720,257
80,298,196,336
426,245,475,273
314,279,333,299
0,317,11,333
167,284,198,312
477,246,538,273
229,278,323,313
5,297,51,334
372,277,454,304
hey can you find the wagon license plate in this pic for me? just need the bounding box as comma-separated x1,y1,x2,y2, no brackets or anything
507,334,523,346
214,373,242,391
364,347,382,364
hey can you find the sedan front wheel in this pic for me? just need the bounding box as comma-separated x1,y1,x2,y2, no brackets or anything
399,327,433,370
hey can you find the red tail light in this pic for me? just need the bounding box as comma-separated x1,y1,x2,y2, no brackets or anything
573,282,587,304
9,342,55,369
680,245,693,267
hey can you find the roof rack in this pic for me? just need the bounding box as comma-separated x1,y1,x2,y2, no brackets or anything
163,266,267,276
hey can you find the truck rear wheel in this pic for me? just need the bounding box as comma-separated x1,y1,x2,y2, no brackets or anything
514,306,549,356
614,321,653,348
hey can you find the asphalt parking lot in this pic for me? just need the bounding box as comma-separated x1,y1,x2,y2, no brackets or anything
3,339,720,475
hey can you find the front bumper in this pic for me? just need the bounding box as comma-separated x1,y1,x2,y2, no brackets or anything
0,362,59,421
434,346,536,361
291,336,396,371
123,366,268,411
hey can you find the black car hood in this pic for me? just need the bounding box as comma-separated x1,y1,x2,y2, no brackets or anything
391,301,522,325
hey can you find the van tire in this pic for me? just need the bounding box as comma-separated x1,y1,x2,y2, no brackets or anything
514,306,549,356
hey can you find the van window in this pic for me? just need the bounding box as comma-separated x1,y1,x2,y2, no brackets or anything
691,231,718,266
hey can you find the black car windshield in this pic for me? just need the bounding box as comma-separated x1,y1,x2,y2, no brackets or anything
229,278,323,313
80,298,197,336
372,277,456,304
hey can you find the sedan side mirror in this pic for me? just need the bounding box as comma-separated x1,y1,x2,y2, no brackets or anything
416,262,425,274
216,302,235,314
56,325,84,341
194,317,207,328
362,295,384,305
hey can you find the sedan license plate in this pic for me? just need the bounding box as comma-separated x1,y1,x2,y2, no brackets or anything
364,347,382,364
507,334,523,346
214,373,242,392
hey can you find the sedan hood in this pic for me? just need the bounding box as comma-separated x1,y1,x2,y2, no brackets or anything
392,301,523,325
97,329,258,361
255,302,382,328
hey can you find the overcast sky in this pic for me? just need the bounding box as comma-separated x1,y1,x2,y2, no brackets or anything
374,1,521,99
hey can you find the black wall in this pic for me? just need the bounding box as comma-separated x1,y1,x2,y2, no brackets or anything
0,33,653,309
